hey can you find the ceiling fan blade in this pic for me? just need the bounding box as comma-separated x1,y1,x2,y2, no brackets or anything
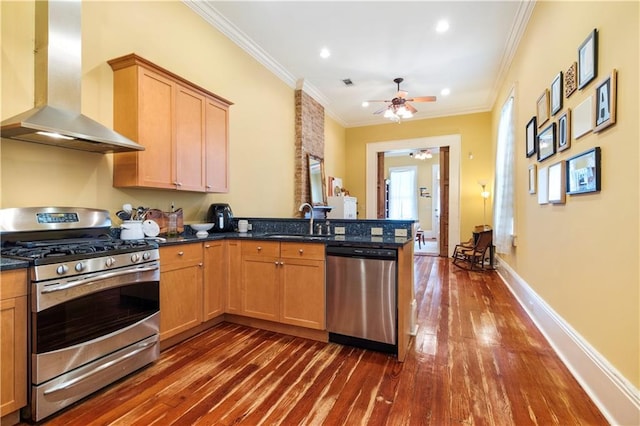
366,100,391,103
396,90,408,99
407,96,437,102
406,103,418,114
373,106,389,115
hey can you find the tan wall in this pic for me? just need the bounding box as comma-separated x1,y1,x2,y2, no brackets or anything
345,112,493,238
492,1,639,387
1,1,346,221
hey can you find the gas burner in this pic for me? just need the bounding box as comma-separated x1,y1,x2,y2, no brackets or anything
1,238,158,262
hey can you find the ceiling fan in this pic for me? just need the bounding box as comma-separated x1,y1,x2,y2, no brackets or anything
369,78,437,121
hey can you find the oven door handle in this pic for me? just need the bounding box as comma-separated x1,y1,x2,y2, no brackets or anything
43,340,157,395
41,266,158,294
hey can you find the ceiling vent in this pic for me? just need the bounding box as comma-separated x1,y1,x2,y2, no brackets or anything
342,78,354,86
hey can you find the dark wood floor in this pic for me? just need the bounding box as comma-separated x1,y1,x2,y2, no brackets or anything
37,256,607,425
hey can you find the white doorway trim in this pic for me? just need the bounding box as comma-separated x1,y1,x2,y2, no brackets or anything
365,134,461,256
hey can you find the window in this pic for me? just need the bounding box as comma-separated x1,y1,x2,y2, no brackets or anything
388,166,417,219
493,95,515,254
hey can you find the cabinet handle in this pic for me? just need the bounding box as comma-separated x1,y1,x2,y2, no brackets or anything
174,182,182,187
206,185,212,189
178,251,184,256
274,261,279,266
205,244,211,248
199,263,203,267
298,249,304,254
257,246,262,251
280,261,284,266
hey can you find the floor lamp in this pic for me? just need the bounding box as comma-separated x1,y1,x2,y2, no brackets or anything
478,180,490,229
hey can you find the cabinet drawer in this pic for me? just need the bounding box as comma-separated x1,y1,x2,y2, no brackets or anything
0,269,28,300
280,242,325,261
160,243,203,271
241,241,279,258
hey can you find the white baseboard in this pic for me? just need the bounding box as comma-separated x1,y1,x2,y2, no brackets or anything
496,257,640,426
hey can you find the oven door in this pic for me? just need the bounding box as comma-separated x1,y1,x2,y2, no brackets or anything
31,261,160,384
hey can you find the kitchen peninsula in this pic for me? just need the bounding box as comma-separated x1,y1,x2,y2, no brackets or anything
156,217,416,362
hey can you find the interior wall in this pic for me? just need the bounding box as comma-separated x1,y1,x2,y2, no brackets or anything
345,112,492,239
1,1,307,221
491,1,639,388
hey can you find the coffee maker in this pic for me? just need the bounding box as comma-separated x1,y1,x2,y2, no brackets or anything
207,203,234,232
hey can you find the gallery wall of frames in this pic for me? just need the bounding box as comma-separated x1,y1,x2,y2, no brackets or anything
525,28,616,205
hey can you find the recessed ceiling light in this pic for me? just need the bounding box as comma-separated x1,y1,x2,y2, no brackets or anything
436,19,450,33
361,101,369,108
441,88,451,96
320,47,331,59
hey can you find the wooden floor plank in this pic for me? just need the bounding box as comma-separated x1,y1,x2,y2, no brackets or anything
30,257,608,426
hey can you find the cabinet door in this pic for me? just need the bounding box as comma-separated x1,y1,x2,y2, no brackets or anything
205,97,229,193
226,241,243,314
175,85,206,191
203,241,225,321
0,270,27,416
137,67,175,188
242,256,280,322
159,244,203,341
160,265,203,341
280,258,326,330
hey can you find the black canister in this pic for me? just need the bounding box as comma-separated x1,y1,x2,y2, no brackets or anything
207,204,234,232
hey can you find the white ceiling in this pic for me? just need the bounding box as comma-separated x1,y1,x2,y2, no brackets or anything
185,1,534,127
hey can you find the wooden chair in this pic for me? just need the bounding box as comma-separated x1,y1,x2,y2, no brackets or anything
415,228,425,249
452,229,493,270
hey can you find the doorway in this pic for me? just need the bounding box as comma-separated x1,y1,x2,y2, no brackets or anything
365,135,461,257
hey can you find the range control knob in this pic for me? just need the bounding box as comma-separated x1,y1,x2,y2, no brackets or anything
74,262,85,272
56,264,69,275
131,253,141,263
105,257,116,268
142,252,151,261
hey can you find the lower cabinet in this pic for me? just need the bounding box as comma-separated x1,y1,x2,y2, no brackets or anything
159,239,325,345
159,243,204,341
240,241,326,330
0,269,28,418
203,240,225,320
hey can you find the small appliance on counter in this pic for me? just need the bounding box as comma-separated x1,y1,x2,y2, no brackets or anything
207,203,234,232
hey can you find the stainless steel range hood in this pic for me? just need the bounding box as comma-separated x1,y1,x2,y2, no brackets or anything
0,0,144,153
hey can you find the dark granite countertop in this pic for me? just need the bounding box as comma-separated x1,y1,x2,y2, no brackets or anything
157,232,412,248
0,257,30,271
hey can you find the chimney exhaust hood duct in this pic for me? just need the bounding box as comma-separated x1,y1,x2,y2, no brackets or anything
0,0,144,153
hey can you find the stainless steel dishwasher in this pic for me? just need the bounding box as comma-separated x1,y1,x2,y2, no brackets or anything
326,245,397,354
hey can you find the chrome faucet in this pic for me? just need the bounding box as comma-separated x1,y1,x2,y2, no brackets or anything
298,203,314,235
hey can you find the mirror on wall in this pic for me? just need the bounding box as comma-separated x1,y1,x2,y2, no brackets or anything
308,154,327,205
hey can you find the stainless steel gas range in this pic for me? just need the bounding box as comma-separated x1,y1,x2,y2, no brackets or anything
0,207,160,422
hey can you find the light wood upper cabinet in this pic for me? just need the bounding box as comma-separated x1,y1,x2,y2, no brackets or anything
0,269,28,417
108,54,231,193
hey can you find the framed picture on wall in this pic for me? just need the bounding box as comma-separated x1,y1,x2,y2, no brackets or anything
593,69,617,132
526,116,537,158
551,72,563,115
537,166,549,205
528,164,537,194
558,109,571,152
578,28,598,89
573,95,593,139
565,62,577,98
548,161,566,204
537,122,556,162
536,89,550,128
566,147,601,195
